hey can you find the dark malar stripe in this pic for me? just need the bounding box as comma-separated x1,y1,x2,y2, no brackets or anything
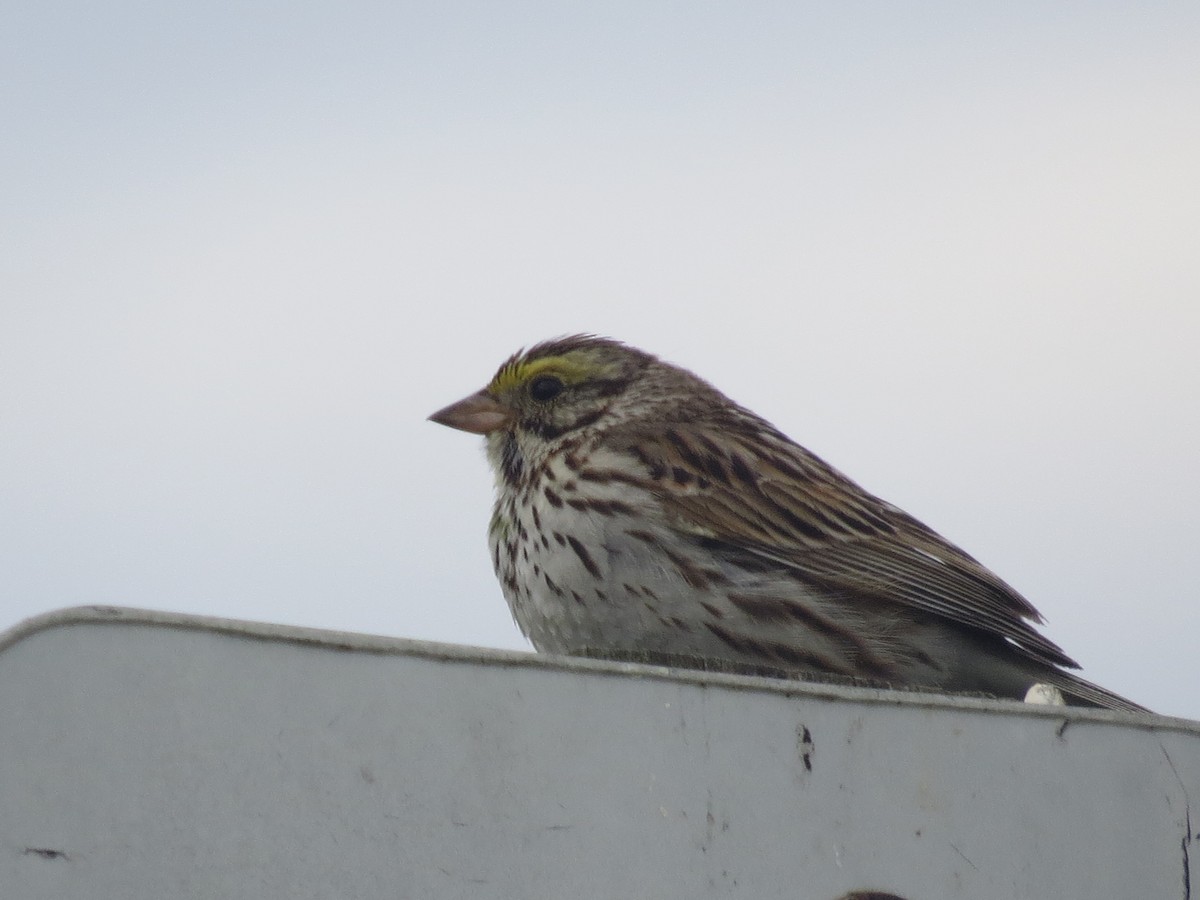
499,434,524,485
569,409,604,430
528,421,567,440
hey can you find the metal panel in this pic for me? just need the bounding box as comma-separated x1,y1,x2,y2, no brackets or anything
1,607,1196,900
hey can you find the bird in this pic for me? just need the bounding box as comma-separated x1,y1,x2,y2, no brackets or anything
429,335,1143,712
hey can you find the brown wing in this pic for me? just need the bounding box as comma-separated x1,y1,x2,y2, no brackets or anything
618,419,1078,671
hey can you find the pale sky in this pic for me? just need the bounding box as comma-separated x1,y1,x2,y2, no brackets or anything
3,3,1198,718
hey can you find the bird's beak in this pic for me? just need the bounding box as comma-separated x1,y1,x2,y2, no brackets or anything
428,390,513,435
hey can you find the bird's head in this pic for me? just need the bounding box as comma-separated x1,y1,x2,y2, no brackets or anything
429,335,661,482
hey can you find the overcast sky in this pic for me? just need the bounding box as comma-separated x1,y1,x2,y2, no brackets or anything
3,3,1198,719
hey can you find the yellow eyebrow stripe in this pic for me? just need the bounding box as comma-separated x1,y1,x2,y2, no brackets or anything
488,355,594,394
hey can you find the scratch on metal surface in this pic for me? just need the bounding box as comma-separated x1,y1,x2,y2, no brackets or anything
948,842,978,871
23,848,70,861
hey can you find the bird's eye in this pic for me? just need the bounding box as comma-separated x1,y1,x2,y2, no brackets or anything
528,374,565,402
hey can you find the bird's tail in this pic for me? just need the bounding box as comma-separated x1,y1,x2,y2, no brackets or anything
1037,669,1148,714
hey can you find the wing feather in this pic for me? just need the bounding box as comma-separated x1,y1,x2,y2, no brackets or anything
620,419,1079,672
